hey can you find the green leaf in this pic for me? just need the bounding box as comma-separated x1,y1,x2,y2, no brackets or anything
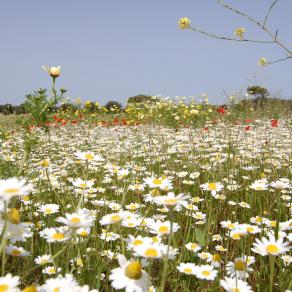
195,228,206,247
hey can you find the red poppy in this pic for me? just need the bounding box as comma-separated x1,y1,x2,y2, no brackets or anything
216,107,226,114
271,119,278,127
121,118,127,125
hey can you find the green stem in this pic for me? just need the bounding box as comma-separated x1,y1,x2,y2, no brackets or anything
269,255,275,292
159,209,174,292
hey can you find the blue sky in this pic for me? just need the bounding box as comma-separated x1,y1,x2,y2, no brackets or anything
0,0,291,105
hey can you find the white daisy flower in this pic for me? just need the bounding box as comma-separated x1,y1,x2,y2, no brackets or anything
220,276,253,292
251,233,290,256
109,255,149,292
0,273,20,292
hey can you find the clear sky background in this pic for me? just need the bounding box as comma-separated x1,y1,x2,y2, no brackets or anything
0,0,291,105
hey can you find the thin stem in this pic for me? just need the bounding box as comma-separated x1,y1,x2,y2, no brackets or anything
190,27,273,44
217,0,292,56
269,255,275,292
159,209,174,292
263,0,279,27
266,56,292,65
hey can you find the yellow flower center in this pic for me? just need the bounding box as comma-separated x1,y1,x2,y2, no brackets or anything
85,153,94,160
133,239,143,246
70,217,81,223
232,233,241,240
153,178,162,185
44,208,53,214
11,249,21,256
40,160,49,167
124,261,142,280
231,289,240,292
190,243,197,250
158,226,169,233
53,288,59,292
0,285,9,292
4,188,19,194
246,227,254,233
208,183,217,191
48,267,55,273
79,231,88,237
183,268,193,274
235,260,246,271
144,248,158,258
212,254,221,262
22,285,37,292
111,215,122,222
265,244,280,255
164,198,177,205
53,233,65,240
23,195,30,201
202,270,211,276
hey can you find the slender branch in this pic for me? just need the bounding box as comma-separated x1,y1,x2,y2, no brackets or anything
217,0,292,56
266,55,292,65
190,27,274,44
217,0,263,27
263,0,279,26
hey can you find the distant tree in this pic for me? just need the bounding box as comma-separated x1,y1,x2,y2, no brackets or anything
127,95,158,104
2,104,13,115
59,103,78,112
104,101,122,112
247,86,269,99
13,103,26,115
247,85,270,110
84,101,101,113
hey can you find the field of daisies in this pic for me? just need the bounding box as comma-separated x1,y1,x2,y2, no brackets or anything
0,109,291,292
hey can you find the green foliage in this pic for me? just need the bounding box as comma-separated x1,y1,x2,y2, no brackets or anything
104,101,123,112
24,87,64,130
59,103,78,112
0,104,14,115
247,86,269,99
83,101,101,113
127,94,158,104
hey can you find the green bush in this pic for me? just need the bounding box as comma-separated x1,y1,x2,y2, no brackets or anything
104,101,122,112
127,95,158,104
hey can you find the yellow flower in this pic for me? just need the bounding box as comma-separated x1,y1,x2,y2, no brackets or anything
5,208,20,224
178,17,191,30
258,58,267,67
234,27,246,39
